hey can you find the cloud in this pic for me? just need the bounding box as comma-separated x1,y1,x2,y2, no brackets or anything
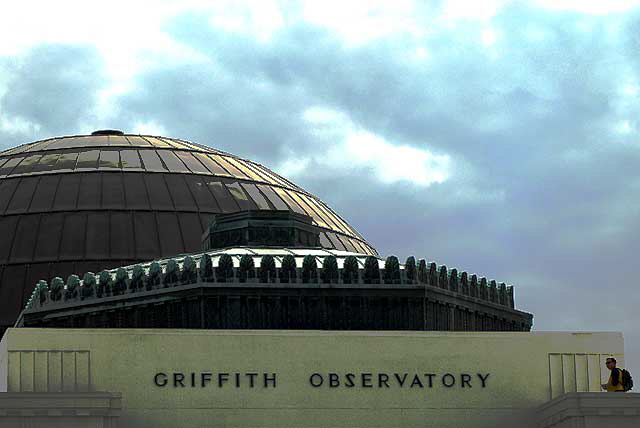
0,1,639,372
0,44,107,145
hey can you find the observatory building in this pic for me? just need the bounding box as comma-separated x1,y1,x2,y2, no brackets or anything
0,131,634,428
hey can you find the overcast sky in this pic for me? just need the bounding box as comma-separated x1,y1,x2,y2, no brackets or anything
1,0,639,374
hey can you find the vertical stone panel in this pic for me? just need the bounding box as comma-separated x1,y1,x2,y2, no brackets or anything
76,351,90,392
62,351,76,392
574,354,588,392
19,351,34,392
587,354,601,392
549,353,563,399
7,351,20,392
562,354,576,393
48,351,62,392
34,351,48,392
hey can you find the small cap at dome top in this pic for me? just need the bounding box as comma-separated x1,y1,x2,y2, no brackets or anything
91,129,124,136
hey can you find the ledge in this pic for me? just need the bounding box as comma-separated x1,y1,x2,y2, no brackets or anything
0,391,122,417
537,392,640,427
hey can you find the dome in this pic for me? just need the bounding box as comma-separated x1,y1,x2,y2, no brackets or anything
0,132,376,327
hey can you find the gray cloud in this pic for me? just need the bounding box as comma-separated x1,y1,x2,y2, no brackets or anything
0,44,107,148
1,4,638,371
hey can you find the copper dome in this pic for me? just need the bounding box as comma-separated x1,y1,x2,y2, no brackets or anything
0,133,376,328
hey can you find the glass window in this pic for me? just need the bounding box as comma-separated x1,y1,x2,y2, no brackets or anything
175,151,209,174
211,155,249,178
273,187,305,214
32,153,60,172
0,157,25,176
7,177,39,214
59,136,96,148
134,212,160,259
144,174,173,210
120,150,142,169
165,174,196,210
184,176,219,211
11,154,42,174
254,184,286,210
225,182,256,210
350,239,368,255
1,144,29,156
225,158,265,182
30,175,59,212
205,180,238,212
77,173,101,209
125,136,152,146
240,183,270,209
42,139,71,150
59,213,87,259
0,178,20,213
325,233,346,251
195,153,230,176
240,161,275,183
0,158,8,170
178,213,202,252
102,173,125,209
27,139,56,152
55,152,79,170
311,199,353,235
52,174,80,210
143,136,171,147
10,214,40,263
34,213,64,261
319,232,332,249
337,235,357,252
158,150,189,172
321,203,362,238
99,150,120,169
123,174,150,209
110,212,134,259
76,150,100,169
158,137,185,150
285,190,329,228
302,196,343,231
157,213,184,257
172,139,206,152
0,216,18,263
106,135,130,146
86,212,109,259
249,163,289,187
139,150,166,171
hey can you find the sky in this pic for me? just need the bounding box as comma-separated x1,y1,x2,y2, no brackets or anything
1,0,639,375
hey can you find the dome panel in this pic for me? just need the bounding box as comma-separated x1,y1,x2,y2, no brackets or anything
0,133,377,328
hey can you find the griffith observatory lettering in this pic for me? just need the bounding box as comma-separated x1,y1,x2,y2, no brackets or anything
153,371,490,390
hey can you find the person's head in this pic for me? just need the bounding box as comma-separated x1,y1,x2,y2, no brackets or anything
606,357,617,370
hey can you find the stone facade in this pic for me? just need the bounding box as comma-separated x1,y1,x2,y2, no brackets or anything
0,328,628,428
0,392,121,428
537,392,640,427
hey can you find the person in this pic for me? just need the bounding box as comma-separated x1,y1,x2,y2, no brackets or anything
601,357,625,392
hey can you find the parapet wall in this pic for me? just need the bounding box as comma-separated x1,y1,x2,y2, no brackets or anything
23,250,517,312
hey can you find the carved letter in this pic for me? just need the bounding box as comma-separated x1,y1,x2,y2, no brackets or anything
310,373,323,387
154,373,167,387
477,373,490,388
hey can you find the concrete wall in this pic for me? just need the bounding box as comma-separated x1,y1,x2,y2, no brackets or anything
537,392,640,427
0,329,625,428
